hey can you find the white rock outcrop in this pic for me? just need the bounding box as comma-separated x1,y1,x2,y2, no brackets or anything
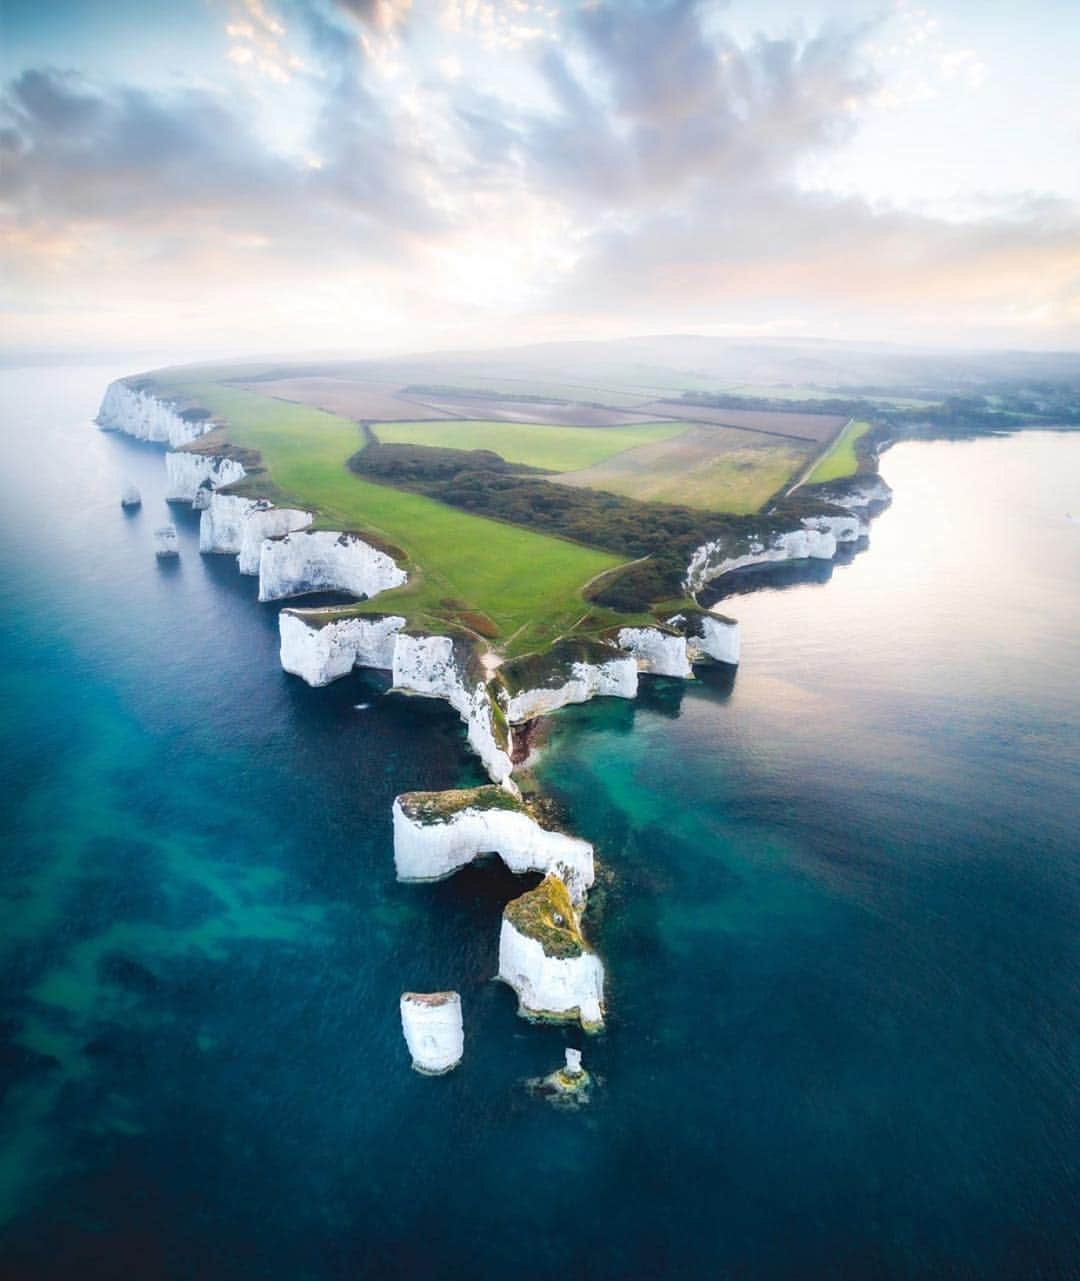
97,381,213,448
199,494,313,572
258,529,406,603
616,627,693,678
154,525,179,558
392,634,512,784
199,494,257,555
393,789,594,904
498,876,605,1032
801,513,866,543
685,526,838,593
814,474,892,513
165,451,247,503
280,610,406,686
502,652,638,723
669,613,741,666
399,992,463,1075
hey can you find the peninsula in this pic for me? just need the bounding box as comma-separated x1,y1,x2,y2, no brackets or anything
98,337,1071,1057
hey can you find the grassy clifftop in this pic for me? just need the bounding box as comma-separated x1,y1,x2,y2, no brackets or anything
159,379,620,657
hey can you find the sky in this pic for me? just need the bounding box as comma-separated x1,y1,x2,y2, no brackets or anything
1,0,1078,360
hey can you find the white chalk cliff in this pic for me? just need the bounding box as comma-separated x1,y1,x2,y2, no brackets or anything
801,512,866,542
399,992,464,1075
669,612,741,666
813,474,892,513
199,494,313,573
685,526,838,593
97,381,214,448
279,610,405,686
258,529,407,603
616,626,693,678
392,634,512,784
277,621,511,783
393,788,594,905
165,450,247,503
502,651,638,723
497,875,605,1032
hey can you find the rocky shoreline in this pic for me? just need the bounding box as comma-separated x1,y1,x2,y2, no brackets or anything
98,376,892,1073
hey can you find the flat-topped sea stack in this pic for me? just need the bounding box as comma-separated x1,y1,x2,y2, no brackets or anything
154,524,179,558
497,874,605,1032
393,786,594,905
400,991,464,1075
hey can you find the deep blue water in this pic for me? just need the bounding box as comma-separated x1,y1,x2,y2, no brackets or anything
0,365,1077,1280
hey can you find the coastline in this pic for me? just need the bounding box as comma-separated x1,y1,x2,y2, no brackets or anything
6,363,1077,1276
95,373,900,1050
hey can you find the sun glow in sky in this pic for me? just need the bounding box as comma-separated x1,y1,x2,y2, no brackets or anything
1,0,1078,359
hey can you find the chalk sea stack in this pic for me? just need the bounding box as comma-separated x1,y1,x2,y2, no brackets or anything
154,524,179,558
497,874,605,1032
400,991,464,1075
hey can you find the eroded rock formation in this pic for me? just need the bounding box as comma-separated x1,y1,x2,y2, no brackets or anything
258,529,407,603
399,991,464,1075
393,786,594,905
497,874,605,1032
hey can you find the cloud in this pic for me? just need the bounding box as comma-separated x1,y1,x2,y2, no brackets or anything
458,0,877,212
224,0,306,83
0,0,1076,354
333,0,413,34
448,0,1078,343
560,182,1080,339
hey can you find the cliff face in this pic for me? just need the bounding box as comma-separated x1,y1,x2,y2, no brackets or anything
279,611,405,686
502,652,638,723
165,451,247,503
258,529,407,603
812,474,892,513
497,875,605,1032
801,512,865,542
685,525,838,593
616,626,694,678
393,788,594,905
399,992,464,1074
671,611,741,666
199,494,313,573
97,381,213,448
392,634,512,784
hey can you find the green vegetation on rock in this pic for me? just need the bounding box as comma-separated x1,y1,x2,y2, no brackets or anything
504,874,586,959
497,637,626,695
398,786,522,823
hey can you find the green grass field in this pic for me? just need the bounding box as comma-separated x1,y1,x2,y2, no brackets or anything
373,418,687,471
805,419,871,484
555,425,813,513
165,382,620,655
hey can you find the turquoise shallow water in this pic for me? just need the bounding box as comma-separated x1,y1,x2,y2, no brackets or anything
1,366,1078,1279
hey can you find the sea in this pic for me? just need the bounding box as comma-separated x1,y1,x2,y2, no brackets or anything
1,364,1077,1280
